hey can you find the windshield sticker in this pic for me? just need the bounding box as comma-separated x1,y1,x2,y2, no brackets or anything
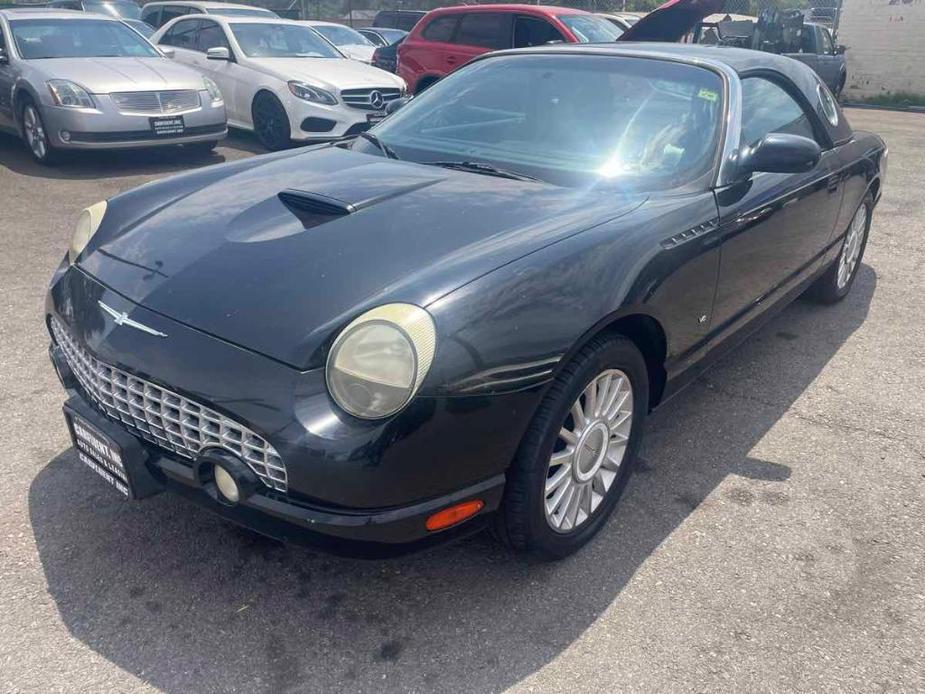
697,88,719,103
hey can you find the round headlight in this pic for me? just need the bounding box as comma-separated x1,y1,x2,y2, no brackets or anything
69,200,107,264
326,304,436,419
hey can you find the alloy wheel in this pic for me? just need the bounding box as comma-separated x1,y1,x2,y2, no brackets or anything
544,368,633,533
837,203,867,289
253,96,288,150
23,105,48,160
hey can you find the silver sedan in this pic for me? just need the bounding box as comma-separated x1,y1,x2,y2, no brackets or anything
0,9,226,163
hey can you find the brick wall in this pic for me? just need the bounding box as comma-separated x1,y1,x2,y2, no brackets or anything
838,0,925,98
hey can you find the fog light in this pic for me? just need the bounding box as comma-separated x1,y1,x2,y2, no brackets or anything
425,499,484,531
194,449,260,506
60,130,71,142
214,464,240,503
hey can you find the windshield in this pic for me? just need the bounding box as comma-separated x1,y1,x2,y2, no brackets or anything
210,7,277,17
85,1,142,20
366,55,724,191
559,15,624,42
312,24,373,46
230,23,342,58
11,18,160,58
123,19,155,38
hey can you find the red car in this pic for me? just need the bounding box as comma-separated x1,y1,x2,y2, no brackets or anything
397,4,623,94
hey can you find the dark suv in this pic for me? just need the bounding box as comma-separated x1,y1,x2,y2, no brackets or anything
372,9,426,32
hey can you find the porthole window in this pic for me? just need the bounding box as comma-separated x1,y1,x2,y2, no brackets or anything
818,83,839,127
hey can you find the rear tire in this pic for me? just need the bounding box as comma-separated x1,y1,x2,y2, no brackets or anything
251,92,290,151
20,98,57,165
806,194,872,304
495,334,649,559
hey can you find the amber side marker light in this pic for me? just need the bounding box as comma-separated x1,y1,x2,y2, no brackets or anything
425,500,485,531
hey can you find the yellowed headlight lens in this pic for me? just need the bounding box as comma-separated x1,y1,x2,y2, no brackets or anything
68,200,107,264
326,304,436,419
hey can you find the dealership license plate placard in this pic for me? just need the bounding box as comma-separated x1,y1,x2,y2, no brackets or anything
150,115,185,137
64,410,132,497
367,112,386,125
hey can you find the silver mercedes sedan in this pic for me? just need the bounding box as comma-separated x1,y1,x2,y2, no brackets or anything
0,9,227,163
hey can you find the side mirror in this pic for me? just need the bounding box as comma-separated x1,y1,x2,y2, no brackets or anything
160,47,175,58
0,48,9,65
384,96,411,116
835,44,846,55
207,46,231,61
738,133,822,176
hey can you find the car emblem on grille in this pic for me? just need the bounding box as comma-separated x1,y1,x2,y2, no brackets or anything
98,301,167,338
369,90,385,110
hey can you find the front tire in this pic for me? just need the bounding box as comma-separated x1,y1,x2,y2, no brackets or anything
807,194,872,304
496,334,649,559
251,92,290,151
20,99,57,165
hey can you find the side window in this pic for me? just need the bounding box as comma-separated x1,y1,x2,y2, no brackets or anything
421,15,457,42
513,16,564,47
800,26,814,53
0,23,6,53
160,18,200,49
159,5,191,25
741,77,817,146
455,13,513,49
197,20,228,52
819,27,834,54
141,6,160,26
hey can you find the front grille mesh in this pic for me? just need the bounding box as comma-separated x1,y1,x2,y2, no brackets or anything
111,90,200,115
340,87,402,111
51,318,287,493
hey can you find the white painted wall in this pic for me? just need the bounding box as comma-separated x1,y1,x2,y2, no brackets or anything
838,0,925,99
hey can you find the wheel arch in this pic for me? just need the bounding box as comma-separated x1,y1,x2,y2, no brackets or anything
556,310,669,410
12,83,41,126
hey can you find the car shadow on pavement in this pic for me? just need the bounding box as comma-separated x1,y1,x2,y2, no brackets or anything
28,266,876,693
0,130,267,180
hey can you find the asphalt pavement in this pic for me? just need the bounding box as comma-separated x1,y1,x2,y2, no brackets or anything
0,111,922,693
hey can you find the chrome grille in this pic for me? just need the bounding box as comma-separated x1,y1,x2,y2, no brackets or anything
110,90,200,115
340,87,402,111
51,318,287,493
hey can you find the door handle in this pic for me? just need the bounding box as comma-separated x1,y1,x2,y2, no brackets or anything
446,56,458,64
826,175,840,193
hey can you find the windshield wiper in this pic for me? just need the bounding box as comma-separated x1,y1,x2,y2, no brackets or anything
358,131,399,160
424,160,541,182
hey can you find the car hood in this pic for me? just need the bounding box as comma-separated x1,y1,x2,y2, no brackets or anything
29,57,206,93
246,57,403,91
79,147,644,369
617,0,725,41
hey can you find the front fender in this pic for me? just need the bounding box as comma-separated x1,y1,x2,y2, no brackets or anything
422,192,720,398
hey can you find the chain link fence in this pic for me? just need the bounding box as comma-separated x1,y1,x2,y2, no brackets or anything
270,0,841,30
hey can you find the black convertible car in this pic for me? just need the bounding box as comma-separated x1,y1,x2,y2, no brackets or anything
46,43,885,558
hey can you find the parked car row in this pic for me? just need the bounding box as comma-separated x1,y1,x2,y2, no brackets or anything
0,0,849,164
0,5,406,161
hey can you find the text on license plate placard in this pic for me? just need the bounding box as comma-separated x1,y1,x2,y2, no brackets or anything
68,413,131,496
150,116,185,137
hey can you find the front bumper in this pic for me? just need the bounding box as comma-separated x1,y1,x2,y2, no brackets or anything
42,93,227,149
281,92,385,142
56,380,503,556
46,265,534,554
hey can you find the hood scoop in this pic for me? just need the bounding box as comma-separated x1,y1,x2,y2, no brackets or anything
278,189,355,228
278,170,444,229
